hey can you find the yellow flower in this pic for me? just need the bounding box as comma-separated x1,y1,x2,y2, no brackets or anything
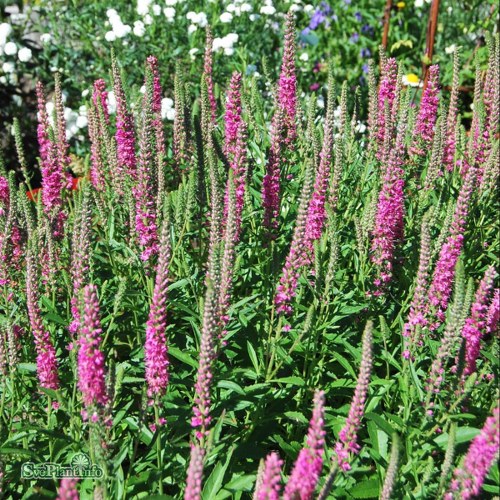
402,73,422,87
396,1,406,9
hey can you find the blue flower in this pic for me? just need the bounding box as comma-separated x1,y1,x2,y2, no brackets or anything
362,63,370,74
349,32,359,43
354,11,362,22
361,24,374,36
360,47,371,58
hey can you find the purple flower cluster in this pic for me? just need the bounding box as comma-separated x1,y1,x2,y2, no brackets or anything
375,58,398,157
446,407,499,499
462,266,496,376
184,444,205,500
284,390,325,499
302,2,333,37
255,452,283,500
57,478,79,500
411,65,440,155
428,168,475,326
145,222,171,400
77,284,108,417
335,322,373,471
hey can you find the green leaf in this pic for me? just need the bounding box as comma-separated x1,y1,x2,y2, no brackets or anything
349,478,380,498
270,376,305,387
435,427,480,449
169,346,198,369
217,380,246,396
247,341,260,376
202,448,234,499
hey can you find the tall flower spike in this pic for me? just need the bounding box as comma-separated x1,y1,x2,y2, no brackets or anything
284,390,325,500
37,82,64,217
26,247,59,391
57,478,79,500
428,167,476,327
443,49,461,171
78,284,108,418
411,65,440,156
262,105,284,232
133,66,159,262
112,53,137,180
224,72,243,158
371,99,408,294
92,79,109,124
306,66,335,242
173,63,190,171
145,219,171,400
203,26,217,124
445,407,499,500
335,321,373,471
376,57,398,159
486,288,499,335
380,435,400,500
462,266,496,377
275,159,315,315
278,11,297,145
69,189,92,335
54,73,72,188
184,444,205,500
87,104,106,191
402,210,433,356
254,452,283,500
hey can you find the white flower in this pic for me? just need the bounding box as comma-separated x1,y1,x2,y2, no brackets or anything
249,14,259,21
133,20,146,36
140,85,146,94
240,3,252,12
40,33,52,44
82,89,90,98
188,24,197,34
17,47,32,62
0,22,12,41
447,6,452,13
137,0,152,16
4,42,17,55
224,47,235,55
189,47,199,60
299,52,308,61
414,0,424,7
161,97,174,119
152,4,161,15
225,33,238,44
187,11,207,26
113,23,131,38
12,94,22,106
289,4,301,11
107,91,117,114
445,44,456,55
105,31,117,42
317,95,325,108
260,5,276,15
303,5,314,13
2,61,15,73
143,14,154,25
220,12,233,23
76,115,88,129
355,121,367,134
163,7,175,20
165,0,177,5
106,8,119,19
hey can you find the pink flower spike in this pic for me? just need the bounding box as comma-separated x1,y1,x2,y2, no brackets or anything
255,452,283,500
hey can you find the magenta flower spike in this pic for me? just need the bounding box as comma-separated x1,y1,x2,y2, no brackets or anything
486,288,499,335
428,167,476,326
36,82,64,217
54,74,73,189
278,12,297,145
26,249,59,391
462,266,496,377
203,26,217,124
370,113,407,293
87,105,105,191
335,322,373,471
284,390,325,499
184,444,205,500
445,407,499,499
57,478,79,500
112,57,137,180
224,72,242,157
133,77,159,262
92,78,109,124
261,107,284,232
77,284,108,418
411,65,440,156
145,221,171,400
255,452,283,500
376,58,398,158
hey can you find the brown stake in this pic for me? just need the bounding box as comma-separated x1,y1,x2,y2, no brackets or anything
422,0,441,91
381,0,393,52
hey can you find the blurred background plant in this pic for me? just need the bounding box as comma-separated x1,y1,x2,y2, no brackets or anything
0,0,498,174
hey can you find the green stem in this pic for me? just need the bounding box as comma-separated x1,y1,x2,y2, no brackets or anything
154,404,164,494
